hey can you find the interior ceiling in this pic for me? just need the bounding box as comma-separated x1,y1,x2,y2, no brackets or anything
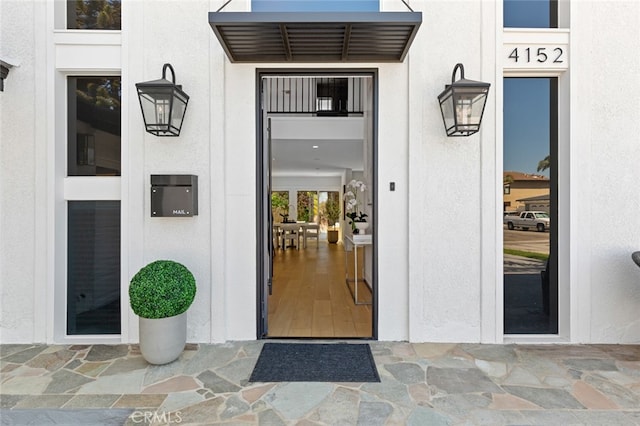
271,138,363,177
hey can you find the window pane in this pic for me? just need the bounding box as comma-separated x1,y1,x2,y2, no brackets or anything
264,76,365,114
68,77,121,176
67,201,121,335
319,191,341,232
503,77,558,334
67,0,122,30
317,78,348,116
296,191,318,222
252,0,379,12
272,191,290,222
504,0,556,28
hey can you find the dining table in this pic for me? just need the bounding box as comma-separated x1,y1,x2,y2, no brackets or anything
274,222,318,249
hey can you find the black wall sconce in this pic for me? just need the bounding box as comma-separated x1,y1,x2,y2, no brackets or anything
136,63,189,136
0,57,19,92
437,63,490,137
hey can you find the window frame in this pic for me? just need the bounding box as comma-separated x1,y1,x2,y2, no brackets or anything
53,70,125,343
500,68,570,343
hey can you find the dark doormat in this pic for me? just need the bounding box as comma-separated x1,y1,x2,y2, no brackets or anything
249,343,380,382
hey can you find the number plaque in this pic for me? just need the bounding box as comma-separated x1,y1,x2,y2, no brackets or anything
503,30,569,72
506,46,567,70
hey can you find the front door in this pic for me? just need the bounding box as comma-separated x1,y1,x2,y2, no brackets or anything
258,117,274,337
257,71,377,339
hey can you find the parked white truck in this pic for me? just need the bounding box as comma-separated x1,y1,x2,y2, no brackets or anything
504,211,550,232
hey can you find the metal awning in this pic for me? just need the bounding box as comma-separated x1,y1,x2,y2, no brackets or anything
208,12,422,63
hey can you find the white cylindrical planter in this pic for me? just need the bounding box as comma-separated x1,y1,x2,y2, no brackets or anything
139,312,187,365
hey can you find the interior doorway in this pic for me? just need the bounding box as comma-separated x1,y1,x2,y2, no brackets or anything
257,70,377,339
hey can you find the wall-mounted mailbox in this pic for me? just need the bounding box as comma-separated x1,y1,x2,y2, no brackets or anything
151,174,198,217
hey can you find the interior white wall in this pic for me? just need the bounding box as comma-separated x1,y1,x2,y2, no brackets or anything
270,117,364,140
273,176,342,191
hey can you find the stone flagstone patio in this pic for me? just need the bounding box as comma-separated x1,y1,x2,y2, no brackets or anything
1,341,640,425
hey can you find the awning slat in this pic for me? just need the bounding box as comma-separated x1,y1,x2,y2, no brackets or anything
209,11,421,63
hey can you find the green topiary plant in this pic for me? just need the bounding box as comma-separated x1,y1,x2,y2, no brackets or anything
129,260,196,319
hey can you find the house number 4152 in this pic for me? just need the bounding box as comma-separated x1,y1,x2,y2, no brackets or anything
508,47,564,64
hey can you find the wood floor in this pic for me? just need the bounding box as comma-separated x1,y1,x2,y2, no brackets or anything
267,239,373,338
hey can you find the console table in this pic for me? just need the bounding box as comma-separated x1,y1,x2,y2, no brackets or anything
344,234,372,305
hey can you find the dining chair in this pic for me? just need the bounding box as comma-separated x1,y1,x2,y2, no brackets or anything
303,223,319,248
281,224,300,249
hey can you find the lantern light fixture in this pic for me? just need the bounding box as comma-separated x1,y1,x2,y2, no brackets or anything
0,56,20,92
437,63,490,137
136,63,189,137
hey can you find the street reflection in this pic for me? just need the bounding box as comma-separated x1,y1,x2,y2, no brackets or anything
503,225,550,333
503,78,557,334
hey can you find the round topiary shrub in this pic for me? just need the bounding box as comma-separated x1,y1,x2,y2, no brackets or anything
129,260,196,319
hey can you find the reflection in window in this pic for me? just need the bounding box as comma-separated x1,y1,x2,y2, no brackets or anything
68,77,121,176
504,0,557,28
67,201,121,335
67,0,121,30
503,77,558,334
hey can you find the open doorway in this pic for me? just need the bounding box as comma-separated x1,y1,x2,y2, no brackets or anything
257,71,377,339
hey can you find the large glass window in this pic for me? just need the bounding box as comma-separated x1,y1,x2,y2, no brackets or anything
319,191,341,232
68,77,121,176
271,191,290,222
503,77,558,334
67,0,121,30
252,0,378,12
297,191,318,223
504,0,557,28
67,201,121,335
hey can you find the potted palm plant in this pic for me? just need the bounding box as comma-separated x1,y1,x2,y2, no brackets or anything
129,260,196,364
324,197,341,244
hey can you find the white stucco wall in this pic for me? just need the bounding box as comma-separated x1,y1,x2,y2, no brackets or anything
570,0,640,343
0,1,40,342
408,0,487,342
131,0,216,342
1,0,640,345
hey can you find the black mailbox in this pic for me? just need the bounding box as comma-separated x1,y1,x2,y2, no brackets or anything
151,175,198,217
